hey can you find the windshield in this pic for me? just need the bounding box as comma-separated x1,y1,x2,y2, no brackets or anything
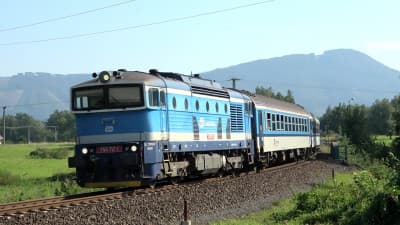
72,85,143,111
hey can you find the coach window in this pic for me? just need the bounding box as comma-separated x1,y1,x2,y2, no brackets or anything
206,101,210,112
284,116,288,131
272,114,276,131
196,100,200,111
292,117,295,132
148,88,159,107
172,97,177,109
266,113,271,131
215,102,219,113
276,114,281,130
184,98,189,111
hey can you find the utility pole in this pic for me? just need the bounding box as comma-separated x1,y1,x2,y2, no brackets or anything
229,78,240,89
46,126,57,142
2,106,6,144
28,126,31,144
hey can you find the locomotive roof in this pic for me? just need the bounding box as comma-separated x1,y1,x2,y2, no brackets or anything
71,71,166,88
251,94,312,117
72,70,225,93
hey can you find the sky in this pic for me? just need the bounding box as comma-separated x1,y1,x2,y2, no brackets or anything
0,0,399,76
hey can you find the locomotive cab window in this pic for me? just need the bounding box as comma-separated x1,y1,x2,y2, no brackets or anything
160,90,166,107
108,86,143,108
148,88,159,107
74,88,104,110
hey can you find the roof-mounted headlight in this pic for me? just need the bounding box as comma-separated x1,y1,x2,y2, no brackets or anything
99,71,111,83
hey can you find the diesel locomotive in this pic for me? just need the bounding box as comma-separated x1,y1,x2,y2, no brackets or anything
68,69,320,188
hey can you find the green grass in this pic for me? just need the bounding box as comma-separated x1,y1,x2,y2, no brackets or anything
0,143,99,203
373,135,396,146
211,173,355,225
0,143,74,179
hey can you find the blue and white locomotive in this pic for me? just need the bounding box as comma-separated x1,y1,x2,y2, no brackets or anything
68,69,320,188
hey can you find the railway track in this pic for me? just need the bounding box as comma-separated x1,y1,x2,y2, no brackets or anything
0,160,311,218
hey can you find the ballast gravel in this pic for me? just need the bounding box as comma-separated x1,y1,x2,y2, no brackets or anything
0,159,354,225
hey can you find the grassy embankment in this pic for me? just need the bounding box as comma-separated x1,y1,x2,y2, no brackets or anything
0,143,99,203
213,136,400,225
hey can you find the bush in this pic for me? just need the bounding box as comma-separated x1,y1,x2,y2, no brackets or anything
0,169,20,185
50,173,81,196
272,168,400,225
29,147,69,159
48,172,75,182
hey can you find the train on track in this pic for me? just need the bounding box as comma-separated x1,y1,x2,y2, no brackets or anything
68,69,320,188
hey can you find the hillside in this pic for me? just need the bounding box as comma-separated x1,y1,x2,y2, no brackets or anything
202,49,400,116
0,73,87,120
0,49,399,119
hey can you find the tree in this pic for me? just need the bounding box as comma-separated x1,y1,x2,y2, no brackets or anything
255,86,296,103
368,99,393,135
343,104,371,149
47,110,75,142
1,113,48,143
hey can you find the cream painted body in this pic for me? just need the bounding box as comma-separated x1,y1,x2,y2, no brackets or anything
263,136,311,152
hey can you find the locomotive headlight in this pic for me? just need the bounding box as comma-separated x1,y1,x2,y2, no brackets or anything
130,145,137,152
81,147,88,155
99,71,111,83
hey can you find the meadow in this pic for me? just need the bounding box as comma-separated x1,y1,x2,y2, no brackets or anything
0,143,98,203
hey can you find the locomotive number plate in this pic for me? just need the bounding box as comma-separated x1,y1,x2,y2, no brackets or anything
96,145,123,154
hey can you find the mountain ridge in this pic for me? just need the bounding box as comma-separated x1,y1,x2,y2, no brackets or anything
0,49,398,119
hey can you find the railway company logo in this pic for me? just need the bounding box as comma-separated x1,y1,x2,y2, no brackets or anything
199,117,217,128
102,118,115,133
104,125,114,133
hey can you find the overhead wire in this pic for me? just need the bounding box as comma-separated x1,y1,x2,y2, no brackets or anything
0,0,138,33
0,0,276,46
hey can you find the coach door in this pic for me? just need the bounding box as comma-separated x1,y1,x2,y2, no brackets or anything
258,111,264,152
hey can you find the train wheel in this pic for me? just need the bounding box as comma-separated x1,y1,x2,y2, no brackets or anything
170,177,180,185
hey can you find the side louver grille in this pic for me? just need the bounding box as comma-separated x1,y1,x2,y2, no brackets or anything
230,104,243,132
191,86,229,98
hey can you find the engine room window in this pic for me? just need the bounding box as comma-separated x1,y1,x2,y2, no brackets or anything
74,88,104,110
184,98,189,110
148,88,159,107
172,97,177,109
206,102,210,112
224,104,228,113
196,100,200,111
215,102,219,113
